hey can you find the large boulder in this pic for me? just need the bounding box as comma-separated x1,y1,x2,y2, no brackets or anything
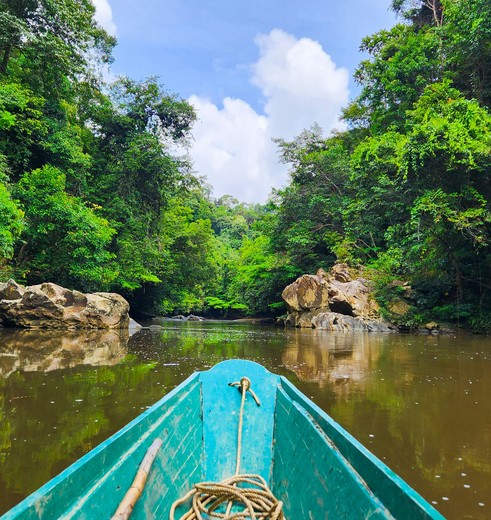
311,312,369,332
327,264,380,319
0,280,130,329
281,264,394,332
312,312,392,332
282,274,329,312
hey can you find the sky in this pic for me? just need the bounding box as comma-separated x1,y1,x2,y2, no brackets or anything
93,1,397,203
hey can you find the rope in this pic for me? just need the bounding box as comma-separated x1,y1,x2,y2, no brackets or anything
169,377,284,520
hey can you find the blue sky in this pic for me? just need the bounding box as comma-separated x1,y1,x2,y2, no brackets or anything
94,1,398,202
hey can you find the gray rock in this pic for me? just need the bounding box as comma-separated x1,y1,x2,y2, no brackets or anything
128,318,142,336
0,279,25,300
281,263,394,332
282,274,329,312
186,315,205,321
312,312,368,332
365,320,395,333
0,281,130,329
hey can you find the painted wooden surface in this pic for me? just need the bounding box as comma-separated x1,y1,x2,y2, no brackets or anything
2,359,445,519
278,376,445,520
200,359,279,483
272,386,394,519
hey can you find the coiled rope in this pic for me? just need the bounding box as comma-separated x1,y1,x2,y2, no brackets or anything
169,377,284,520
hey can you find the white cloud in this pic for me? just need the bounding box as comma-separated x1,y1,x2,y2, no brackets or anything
92,0,117,36
253,29,349,140
189,29,349,203
189,96,272,203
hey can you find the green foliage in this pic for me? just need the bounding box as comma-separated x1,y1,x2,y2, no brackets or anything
442,0,491,106
271,127,350,271
204,296,247,312
345,23,441,132
404,81,491,194
15,165,116,290
432,303,473,321
0,180,23,263
0,16,209,312
0,81,48,178
0,0,490,328
468,310,491,334
122,191,221,315
263,5,491,329
0,0,115,81
348,131,408,256
81,77,199,300
230,235,286,315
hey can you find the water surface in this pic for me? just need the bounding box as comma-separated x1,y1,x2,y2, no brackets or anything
1,321,490,519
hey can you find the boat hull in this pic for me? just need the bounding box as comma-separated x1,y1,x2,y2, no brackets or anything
3,360,444,519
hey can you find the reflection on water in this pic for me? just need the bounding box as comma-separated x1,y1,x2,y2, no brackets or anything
0,321,490,519
0,329,129,377
281,329,384,389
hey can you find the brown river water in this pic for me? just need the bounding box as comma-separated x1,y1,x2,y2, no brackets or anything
0,320,490,519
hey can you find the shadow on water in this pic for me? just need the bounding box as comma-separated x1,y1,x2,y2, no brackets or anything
0,321,490,519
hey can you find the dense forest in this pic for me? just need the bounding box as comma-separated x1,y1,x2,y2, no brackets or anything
0,0,490,330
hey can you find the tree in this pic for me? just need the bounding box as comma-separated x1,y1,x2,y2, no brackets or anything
0,0,115,191
347,130,409,259
391,0,444,26
404,81,491,196
335,0,491,328
408,188,490,305
344,23,441,133
86,78,197,294
207,198,276,316
127,191,221,315
229,234,292,315
14,165,116,290
272,127,351,270
0,0,115,81
442,0,491,107
347,80,491,323
0,178,23,266
0,81,48,180
90,78,195,217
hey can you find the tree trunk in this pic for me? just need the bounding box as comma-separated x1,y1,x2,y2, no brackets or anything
0,46,12,74
424,0,444,26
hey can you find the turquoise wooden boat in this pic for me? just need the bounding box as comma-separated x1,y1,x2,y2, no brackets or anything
3,360,444,519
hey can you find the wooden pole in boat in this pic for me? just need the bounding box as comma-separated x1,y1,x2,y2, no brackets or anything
111,438,163,520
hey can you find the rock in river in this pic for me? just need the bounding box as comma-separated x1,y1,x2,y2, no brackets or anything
281,264,394,332
0,279,130,329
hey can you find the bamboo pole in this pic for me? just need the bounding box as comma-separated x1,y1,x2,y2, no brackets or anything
111,438,163,520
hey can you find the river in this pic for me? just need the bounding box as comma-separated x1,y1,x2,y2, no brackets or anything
0,320,490,519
